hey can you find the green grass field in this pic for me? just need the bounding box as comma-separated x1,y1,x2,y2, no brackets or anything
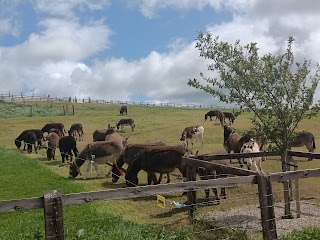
1,100,320,239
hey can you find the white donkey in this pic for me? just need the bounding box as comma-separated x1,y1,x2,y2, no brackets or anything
240,139,262,172
180,125,204,148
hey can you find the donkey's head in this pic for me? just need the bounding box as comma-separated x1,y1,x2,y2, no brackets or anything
223,125,233,141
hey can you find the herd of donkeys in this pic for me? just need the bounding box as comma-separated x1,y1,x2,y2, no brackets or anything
13,106,317,201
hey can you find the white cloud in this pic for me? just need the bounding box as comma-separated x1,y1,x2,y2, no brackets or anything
1,18,111,67
126,0,253,18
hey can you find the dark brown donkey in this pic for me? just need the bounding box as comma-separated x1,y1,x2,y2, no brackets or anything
111,142,168,183
124,144,189,187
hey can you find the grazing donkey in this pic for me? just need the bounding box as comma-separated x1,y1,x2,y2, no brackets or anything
18,131,38,154
288,131,316,161
205,110,220,121
46,132,60,160
120,105,128,115
111,142,169,184
180,125,204,148
116,118,135,132
41,123,67,136
68,123,84,141
125,144,189,187
15,129,44,151
222,112,236,124
68,138,126,179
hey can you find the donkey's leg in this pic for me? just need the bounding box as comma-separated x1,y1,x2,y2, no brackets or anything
93,162,101,178
34,143,38,154
84,161,92,179
166,173,170,183
148,172,158,185
306,143,315,161
221,188,227,199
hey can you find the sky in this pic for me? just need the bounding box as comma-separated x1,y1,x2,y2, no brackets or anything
1,0,320,106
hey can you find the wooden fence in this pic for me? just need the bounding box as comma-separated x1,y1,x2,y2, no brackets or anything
1,150,320,240
0,93,235,110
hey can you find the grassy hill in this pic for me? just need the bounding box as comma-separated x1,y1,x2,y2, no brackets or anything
1,100,320,239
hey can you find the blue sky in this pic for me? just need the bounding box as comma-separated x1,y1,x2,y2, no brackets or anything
0,0,320,105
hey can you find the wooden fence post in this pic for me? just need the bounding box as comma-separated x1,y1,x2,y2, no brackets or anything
294,160,301,218
257,172,277,240
43,190,64,240
186,164,197,219
282,151,292,218
72,105,75,115
63,105,65,116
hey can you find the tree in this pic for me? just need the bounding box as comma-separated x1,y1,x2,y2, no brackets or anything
189,33,320,217
189,34,320,152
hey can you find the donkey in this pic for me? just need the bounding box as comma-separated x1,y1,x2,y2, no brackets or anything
205,110,220,121
288,131,316,161
120,105,127,115
59,136,79,163
16,131,38,154
125,144,189,187
187,150,230,203
68,137,127,179
223,112,236,124
68,123,84,141
41,123,67,136
223,125,252,167
180,125,204,148
217,111,225,126
240,139,262,171
93,124,115,142
46,132,60,160
15,129,44,151
111,142,168,183
116,118,135,132
49,128,63,138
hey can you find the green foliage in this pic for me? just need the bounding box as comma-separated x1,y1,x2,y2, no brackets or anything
189,34,320,151
279,226,320,240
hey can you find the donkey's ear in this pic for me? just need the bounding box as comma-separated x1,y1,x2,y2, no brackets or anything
108,123,111,129
195,150,199,157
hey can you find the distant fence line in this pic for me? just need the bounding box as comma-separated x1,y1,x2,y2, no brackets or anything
0,92,236,110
